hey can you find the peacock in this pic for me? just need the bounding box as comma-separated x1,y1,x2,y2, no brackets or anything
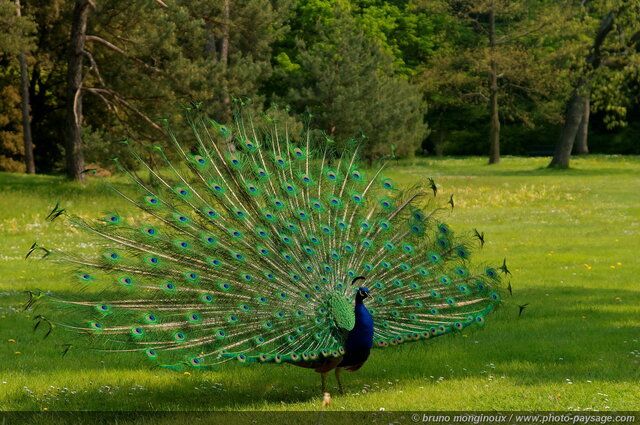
26,104,504,395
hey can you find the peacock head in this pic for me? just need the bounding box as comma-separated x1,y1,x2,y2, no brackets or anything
356,287,370,301
351,276,370,301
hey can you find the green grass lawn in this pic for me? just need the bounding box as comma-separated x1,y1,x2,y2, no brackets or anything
1,155,639,412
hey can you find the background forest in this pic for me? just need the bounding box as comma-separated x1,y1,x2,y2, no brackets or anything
0,0,639,180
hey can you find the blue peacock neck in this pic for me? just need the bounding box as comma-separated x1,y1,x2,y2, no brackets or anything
337,287,375,368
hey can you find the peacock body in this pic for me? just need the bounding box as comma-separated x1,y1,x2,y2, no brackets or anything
28,106,503,393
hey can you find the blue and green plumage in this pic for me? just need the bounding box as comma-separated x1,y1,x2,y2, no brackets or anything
27,107,504,388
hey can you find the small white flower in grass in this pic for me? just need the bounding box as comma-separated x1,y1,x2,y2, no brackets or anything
379,407,385,411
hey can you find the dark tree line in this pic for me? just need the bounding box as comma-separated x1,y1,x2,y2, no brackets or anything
0,0,639,179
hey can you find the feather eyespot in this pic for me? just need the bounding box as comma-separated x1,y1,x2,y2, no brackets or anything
381,178,394,189
204,208,218,218
96,304,110,313
105,214,120,224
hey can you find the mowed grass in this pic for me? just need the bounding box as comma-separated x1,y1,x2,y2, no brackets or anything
1,155,639,412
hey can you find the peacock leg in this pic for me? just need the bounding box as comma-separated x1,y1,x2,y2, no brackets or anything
321,372,328,393
335,367,345,395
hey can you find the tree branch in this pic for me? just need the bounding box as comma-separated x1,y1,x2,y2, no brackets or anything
86,34,126,55
152,0,168,8
82,49,105,86
496,21,548,45
83,87,166,134
85,34,165,75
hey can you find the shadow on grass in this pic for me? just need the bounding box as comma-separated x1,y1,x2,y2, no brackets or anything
1,282,638,410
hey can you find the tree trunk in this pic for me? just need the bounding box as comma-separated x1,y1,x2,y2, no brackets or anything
16,0,35,174
64,0,90,182
549,10,616,168
488,64,500,164
221,0,231,119
487,5,500,165
574,95,590,154
435,130,445,156
220,0,235,152
549,87,586,168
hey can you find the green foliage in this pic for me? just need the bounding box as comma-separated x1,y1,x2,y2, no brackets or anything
0,0,639,174
0,0,36,56
0,0,36,173
416,0,573,157
281,9,427,160
0,77,26,173
580,1,640,129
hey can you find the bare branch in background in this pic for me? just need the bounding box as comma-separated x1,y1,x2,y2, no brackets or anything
83,87,166,134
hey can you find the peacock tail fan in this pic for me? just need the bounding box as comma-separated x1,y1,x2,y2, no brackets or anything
27,105,505,370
